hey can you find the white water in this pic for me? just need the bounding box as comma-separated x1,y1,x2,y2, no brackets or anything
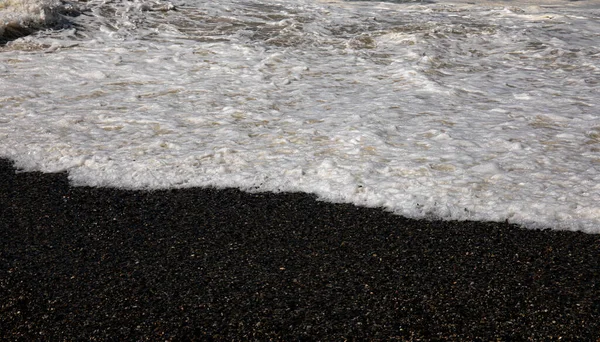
1,0,599,232
0,0,66,41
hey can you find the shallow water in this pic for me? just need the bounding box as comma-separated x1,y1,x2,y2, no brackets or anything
1,0,599,232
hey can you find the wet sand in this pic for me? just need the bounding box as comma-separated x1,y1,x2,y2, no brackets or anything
1,158,598,340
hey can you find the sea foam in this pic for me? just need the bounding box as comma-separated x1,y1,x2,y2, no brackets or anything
0,0,71,43
1,0,599,233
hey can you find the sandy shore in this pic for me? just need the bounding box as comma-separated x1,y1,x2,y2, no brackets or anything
1,158,598,340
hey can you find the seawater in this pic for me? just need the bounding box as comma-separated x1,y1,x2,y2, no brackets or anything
1,0,599,232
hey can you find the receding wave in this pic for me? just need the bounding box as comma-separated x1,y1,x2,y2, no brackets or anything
1,0,599,232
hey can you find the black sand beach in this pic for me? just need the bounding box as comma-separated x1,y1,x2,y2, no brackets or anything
1,158,599,340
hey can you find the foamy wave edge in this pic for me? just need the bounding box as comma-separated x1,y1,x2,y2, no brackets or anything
0,0,77,43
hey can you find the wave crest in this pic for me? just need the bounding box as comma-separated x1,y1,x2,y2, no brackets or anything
0,0,78,43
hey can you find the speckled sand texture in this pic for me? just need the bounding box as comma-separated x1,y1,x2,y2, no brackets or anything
1,158,599,340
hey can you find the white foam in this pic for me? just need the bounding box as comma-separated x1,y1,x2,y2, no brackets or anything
1,0,599,233
0,0,65,41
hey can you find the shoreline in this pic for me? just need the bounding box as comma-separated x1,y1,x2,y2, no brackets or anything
1,158,599,339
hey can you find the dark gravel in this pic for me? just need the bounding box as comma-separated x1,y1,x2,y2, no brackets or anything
1,158,599,340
